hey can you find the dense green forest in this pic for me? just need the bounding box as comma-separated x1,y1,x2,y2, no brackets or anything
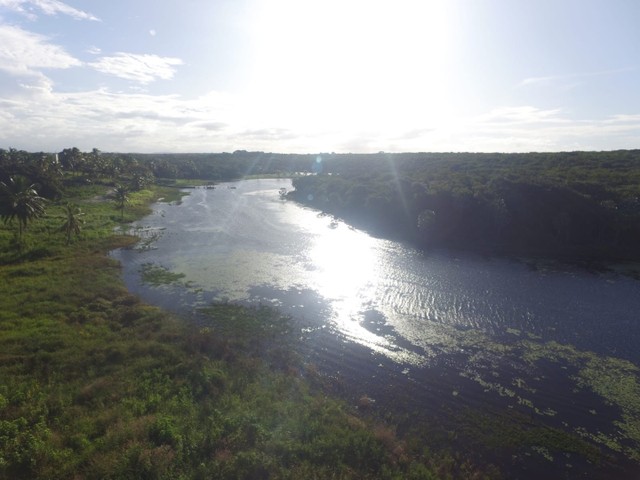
5,146,639,263
286,151,640,265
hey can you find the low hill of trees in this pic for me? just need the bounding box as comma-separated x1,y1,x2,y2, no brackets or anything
287,151,640,264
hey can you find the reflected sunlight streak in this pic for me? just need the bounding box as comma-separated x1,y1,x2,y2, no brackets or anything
305,221,425,364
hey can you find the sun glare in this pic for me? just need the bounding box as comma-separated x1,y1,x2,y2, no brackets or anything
307,225,377,300
302,220,424,364
246,0,454,147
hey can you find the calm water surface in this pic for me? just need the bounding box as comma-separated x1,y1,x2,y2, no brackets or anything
112,179,640,478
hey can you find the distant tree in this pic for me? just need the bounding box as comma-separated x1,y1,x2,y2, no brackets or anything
0,176,47,244
126,162,155,191
58,147,84,175
87,148,103,176
131,173,153,191
29,153,64,199
152,158,178,179
60,203,84,244
113,184,129,219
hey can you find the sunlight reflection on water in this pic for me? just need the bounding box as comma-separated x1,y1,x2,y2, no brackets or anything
130,179,430,364
115,178,640,366
290,215,467,366
303,222,426,364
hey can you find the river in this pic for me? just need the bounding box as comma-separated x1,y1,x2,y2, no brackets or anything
111,178,640,479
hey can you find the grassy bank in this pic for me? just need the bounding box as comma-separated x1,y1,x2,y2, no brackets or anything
0,182,494,479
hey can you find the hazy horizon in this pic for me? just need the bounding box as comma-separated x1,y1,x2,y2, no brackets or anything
40,147,640,156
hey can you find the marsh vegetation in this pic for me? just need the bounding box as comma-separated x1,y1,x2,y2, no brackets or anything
0,148,497,479
2,147,640,479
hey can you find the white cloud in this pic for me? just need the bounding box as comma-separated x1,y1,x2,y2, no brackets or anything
518,68,636,89
0,0,98,20
518,76,557,87
360,105,640,154
1,74,639,153
0,86,248,152
0,24,80,75
437,107,640,152
88,53,183,84
190,121,228,131
476,106,567,125
605,114,640,124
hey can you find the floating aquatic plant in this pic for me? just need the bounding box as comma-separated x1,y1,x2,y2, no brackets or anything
140,263,186,286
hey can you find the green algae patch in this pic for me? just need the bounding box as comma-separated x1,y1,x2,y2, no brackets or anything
140,263,186,286
578,356,640,459
456,329,515,355
520,340,583,365
460,371,516,398
454,407,602,466
444,325,640,466
519,339,640,459
512,377,537,394
531,445,554,462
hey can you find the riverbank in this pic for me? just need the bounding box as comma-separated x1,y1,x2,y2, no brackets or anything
0,181,494,479
287,186,640,279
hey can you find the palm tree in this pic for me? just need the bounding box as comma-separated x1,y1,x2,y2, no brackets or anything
113,184,129,219
60,203,84,244
0,176,47,244
58,147,84,176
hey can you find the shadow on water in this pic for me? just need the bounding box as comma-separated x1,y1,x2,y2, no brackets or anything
110,179,640,479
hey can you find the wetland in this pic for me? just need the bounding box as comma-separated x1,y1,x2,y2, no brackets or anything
113,178,640,479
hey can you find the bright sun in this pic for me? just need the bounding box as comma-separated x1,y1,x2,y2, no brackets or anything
246,0,454,148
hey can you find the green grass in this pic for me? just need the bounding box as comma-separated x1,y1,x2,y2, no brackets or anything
0,179,495,479
156,178,215,188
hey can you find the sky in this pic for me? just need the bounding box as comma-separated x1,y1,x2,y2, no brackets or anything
0,0,639,154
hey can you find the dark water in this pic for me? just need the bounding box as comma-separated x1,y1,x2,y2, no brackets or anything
111,178,640,478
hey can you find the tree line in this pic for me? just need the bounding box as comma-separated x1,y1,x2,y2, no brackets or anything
4,146,640,263
288,150,640,263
